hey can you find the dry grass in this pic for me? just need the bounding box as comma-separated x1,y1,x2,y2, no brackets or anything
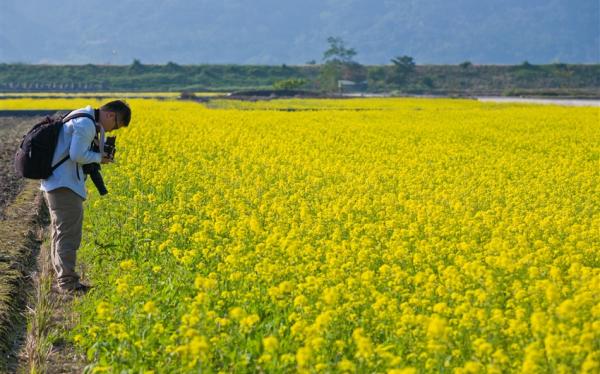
21,237,87,374
21,239,55,374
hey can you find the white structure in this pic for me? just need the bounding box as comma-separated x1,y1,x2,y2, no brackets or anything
338,80,356,93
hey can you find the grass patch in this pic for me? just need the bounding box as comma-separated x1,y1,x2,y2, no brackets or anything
21,239,55,374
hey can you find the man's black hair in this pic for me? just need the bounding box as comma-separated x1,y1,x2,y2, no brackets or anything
100,100,131,127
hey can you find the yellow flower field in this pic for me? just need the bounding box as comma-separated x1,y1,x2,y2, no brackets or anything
3,98,599,372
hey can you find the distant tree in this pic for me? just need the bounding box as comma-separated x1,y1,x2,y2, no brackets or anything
318,62,342,92
421,76,434,88
130,58,145,72
367,66,387,89
306,60,317,65
459,61,472,69
342,62,367,82
273,78,307,90
520,61,536,69
319,36,364,92
388,55,415,85
323,36,357,63
391,55,415,71
166,61,181,71
368,66,386,81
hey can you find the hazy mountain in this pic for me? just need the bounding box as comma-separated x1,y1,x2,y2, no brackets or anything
0,0,598,65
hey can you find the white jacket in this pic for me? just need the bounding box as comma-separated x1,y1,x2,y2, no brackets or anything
40,106,102,200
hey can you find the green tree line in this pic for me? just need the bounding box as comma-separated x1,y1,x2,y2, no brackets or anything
0,60,598,97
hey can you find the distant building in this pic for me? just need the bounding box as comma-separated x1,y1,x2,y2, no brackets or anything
338,80,368,94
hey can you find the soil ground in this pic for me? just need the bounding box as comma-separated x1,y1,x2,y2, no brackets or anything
0,117,29,219
0,114,86,372
0,116,34,371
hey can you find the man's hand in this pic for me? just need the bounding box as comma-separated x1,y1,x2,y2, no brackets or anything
101,152,114,164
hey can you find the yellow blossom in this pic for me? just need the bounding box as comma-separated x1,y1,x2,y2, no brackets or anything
263,336,279,352
142,301,158,315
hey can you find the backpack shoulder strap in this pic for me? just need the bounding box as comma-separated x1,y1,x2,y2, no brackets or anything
51,154,71,172
62,112,95,124
50,112,97,171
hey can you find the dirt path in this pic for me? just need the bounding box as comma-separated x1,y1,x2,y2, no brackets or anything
0,181,43,372
0,114,86,372
0,117,31,219
0,117,36,371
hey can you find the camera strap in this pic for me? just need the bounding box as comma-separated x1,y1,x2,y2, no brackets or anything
97,125,106,154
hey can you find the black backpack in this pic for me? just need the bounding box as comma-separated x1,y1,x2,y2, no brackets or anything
14,112,95,179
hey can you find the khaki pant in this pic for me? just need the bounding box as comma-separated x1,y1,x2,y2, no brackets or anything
44,187,83,289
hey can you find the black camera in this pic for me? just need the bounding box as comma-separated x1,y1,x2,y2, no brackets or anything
83,136,116,196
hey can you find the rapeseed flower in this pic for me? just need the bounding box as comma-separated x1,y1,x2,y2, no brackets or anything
21,97,594,372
